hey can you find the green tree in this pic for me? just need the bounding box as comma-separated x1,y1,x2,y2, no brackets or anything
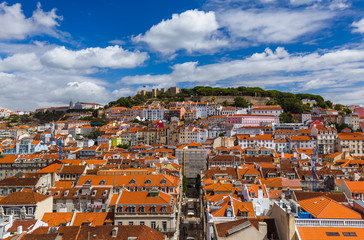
334,104,343,111
344,108,352,115
183,175,188,193
279,112,293,123
117,143,130,149
325,100,333,109
234,97,250,108
87,128,101,139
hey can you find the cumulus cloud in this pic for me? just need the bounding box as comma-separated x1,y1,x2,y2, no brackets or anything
352,18,364,34
133,9,228,54
120,46,364,105
0,43,149,110
218,8,334,43
0,2,62,40
41,45,149,69
0,71,112,110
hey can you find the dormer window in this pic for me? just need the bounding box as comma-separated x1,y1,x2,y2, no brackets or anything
55,191,60,196
160,179,167,184
74,191,79,196
140,206,145,213
99,179,106,185
145,179,151,184
63,190,69,197
226,209,232,217
129,179,136,184
92,190,97,196
117,206,123,213
151,206,156,213
85,179,92,185
103,190,108,196
161,206,167,213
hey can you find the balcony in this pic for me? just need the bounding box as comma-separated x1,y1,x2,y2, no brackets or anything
295,219,364,227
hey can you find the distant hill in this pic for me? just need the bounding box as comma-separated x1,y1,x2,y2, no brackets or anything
105,86,332,114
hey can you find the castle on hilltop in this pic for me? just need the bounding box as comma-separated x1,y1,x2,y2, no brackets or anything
137,86,180,98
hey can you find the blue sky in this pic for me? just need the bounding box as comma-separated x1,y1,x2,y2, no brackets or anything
0,0,364,110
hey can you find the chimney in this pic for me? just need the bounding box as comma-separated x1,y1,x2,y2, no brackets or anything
17,226,22,235
112,227,118,237
258,222,267,237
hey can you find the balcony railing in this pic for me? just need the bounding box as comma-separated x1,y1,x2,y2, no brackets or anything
295,219,364,227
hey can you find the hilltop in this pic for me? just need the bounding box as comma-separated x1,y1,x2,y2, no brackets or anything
104,86,332,114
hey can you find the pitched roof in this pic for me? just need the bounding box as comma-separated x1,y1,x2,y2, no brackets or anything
72,212,113,226
298,196,363,219
297,227,364,240
41,212,74,226
8,220,37,232
0,177,39,187
117,190,172,205
0,192,50,205
344,181,364,193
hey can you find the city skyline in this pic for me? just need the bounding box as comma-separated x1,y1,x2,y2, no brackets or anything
0,0,364,110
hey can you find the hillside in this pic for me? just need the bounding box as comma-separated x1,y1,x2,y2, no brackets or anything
105,86,333,114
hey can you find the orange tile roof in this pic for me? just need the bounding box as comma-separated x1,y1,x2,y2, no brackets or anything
117,190,172,205
41,212,74,226
37,163,63,174
0,192,50,205
298,196,363,219
297,227,364,240
338,133,364,141
343,181,364,193
72,212,113,226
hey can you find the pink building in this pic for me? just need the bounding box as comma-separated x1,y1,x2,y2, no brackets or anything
354,107,364,118
227,114,279,126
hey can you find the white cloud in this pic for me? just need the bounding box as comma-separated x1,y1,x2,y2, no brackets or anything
0,2,62,40
352,18,364,34
289,0,321,6
0,42,149,110
120,46,364,105
0,53,42,71
0,70,112,110
133,9,228,54
218,8,334,43
41,45,149,69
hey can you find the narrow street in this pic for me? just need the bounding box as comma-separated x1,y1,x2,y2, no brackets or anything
179,186,204,240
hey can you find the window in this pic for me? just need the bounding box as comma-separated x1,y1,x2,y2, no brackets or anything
151,206,156,213
162,221,167,231
127,206,136,213
161,206,167,213
140,206,145,213
117,207,123,213
129,178,136,184
326,232,340,236
27,207,33,215
128,221,134,225
151,221,156,229
85,179,92,185
99,179,106,185
140,221,145,225
145,179,151,184
118,221,123,225
160,179,167,184
343,232,357,237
